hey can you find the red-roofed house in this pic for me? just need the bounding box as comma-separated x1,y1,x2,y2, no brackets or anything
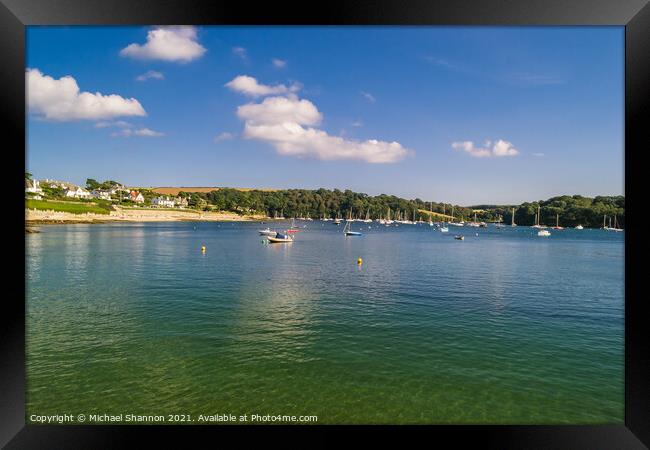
130,191,145,203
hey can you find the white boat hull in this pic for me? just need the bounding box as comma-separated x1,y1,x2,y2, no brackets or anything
268,236,293,243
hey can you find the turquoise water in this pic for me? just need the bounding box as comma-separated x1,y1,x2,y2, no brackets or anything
26,222,624,424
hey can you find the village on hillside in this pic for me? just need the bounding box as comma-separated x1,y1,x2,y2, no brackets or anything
25,175,189,209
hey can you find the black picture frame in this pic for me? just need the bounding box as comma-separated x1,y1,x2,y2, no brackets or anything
2,0,648,447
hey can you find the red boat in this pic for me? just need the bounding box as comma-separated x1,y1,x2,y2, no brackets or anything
286,219,302,233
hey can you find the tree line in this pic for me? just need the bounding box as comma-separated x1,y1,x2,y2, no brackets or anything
178,188,624,228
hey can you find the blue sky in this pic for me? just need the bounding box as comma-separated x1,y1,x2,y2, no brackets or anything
26,26,624,205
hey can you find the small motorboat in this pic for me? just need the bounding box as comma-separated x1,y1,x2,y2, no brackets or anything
575,225,584,230
258,228,276,236
537,229,551,237
268,232,293,243
454,235,464,240
440,226,449,233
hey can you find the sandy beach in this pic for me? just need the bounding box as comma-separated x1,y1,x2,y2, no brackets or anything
26,206,268,225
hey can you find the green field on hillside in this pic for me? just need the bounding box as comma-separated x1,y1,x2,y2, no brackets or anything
26,199,111,215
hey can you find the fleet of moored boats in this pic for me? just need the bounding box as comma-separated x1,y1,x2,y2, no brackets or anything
257,209,622,243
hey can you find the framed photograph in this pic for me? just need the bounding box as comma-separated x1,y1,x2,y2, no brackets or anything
2,0,648,447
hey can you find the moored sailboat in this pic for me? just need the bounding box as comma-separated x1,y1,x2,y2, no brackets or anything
448,205,464,227
343,219,362,236
531,205,547,229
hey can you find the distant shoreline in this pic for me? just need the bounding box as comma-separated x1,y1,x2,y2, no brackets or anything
25,206,269,225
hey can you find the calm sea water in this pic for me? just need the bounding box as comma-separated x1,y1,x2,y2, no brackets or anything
26,221,624,424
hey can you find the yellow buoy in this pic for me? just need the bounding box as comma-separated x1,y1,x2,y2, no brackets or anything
357,257,363,265
201,245,206,253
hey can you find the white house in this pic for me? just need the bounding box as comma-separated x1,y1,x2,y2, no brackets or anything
152,196,176,208
91,190,111,200
64,187,91,199
25,179,43,195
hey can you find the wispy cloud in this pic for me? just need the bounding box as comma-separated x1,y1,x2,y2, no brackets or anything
111,127,165,138
272,58,287,68
232,46,248,61
424,55,566,88
351,120,363,127
452,139,519,158
120,26,206,63
508,72,566,86
136,70,164,82
361,91,376,103
214,131,235,142
423,56,458,69
94,120,134,129
531,152,545,157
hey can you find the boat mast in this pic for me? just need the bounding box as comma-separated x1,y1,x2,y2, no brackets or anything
511,208,515,226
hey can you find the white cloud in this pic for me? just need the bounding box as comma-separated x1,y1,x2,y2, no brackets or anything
94,120,133,129
232,47,248,60
237,96,322,126
214,131,235,142
225,75,301,98
243,122,407,163
111,127,164,138
120,26,206,63
351,120,363,127
27,68,146,121
227,76,409,164
136,70,164,81
361,91,376,103
272,58,287,68
452,139,519,158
